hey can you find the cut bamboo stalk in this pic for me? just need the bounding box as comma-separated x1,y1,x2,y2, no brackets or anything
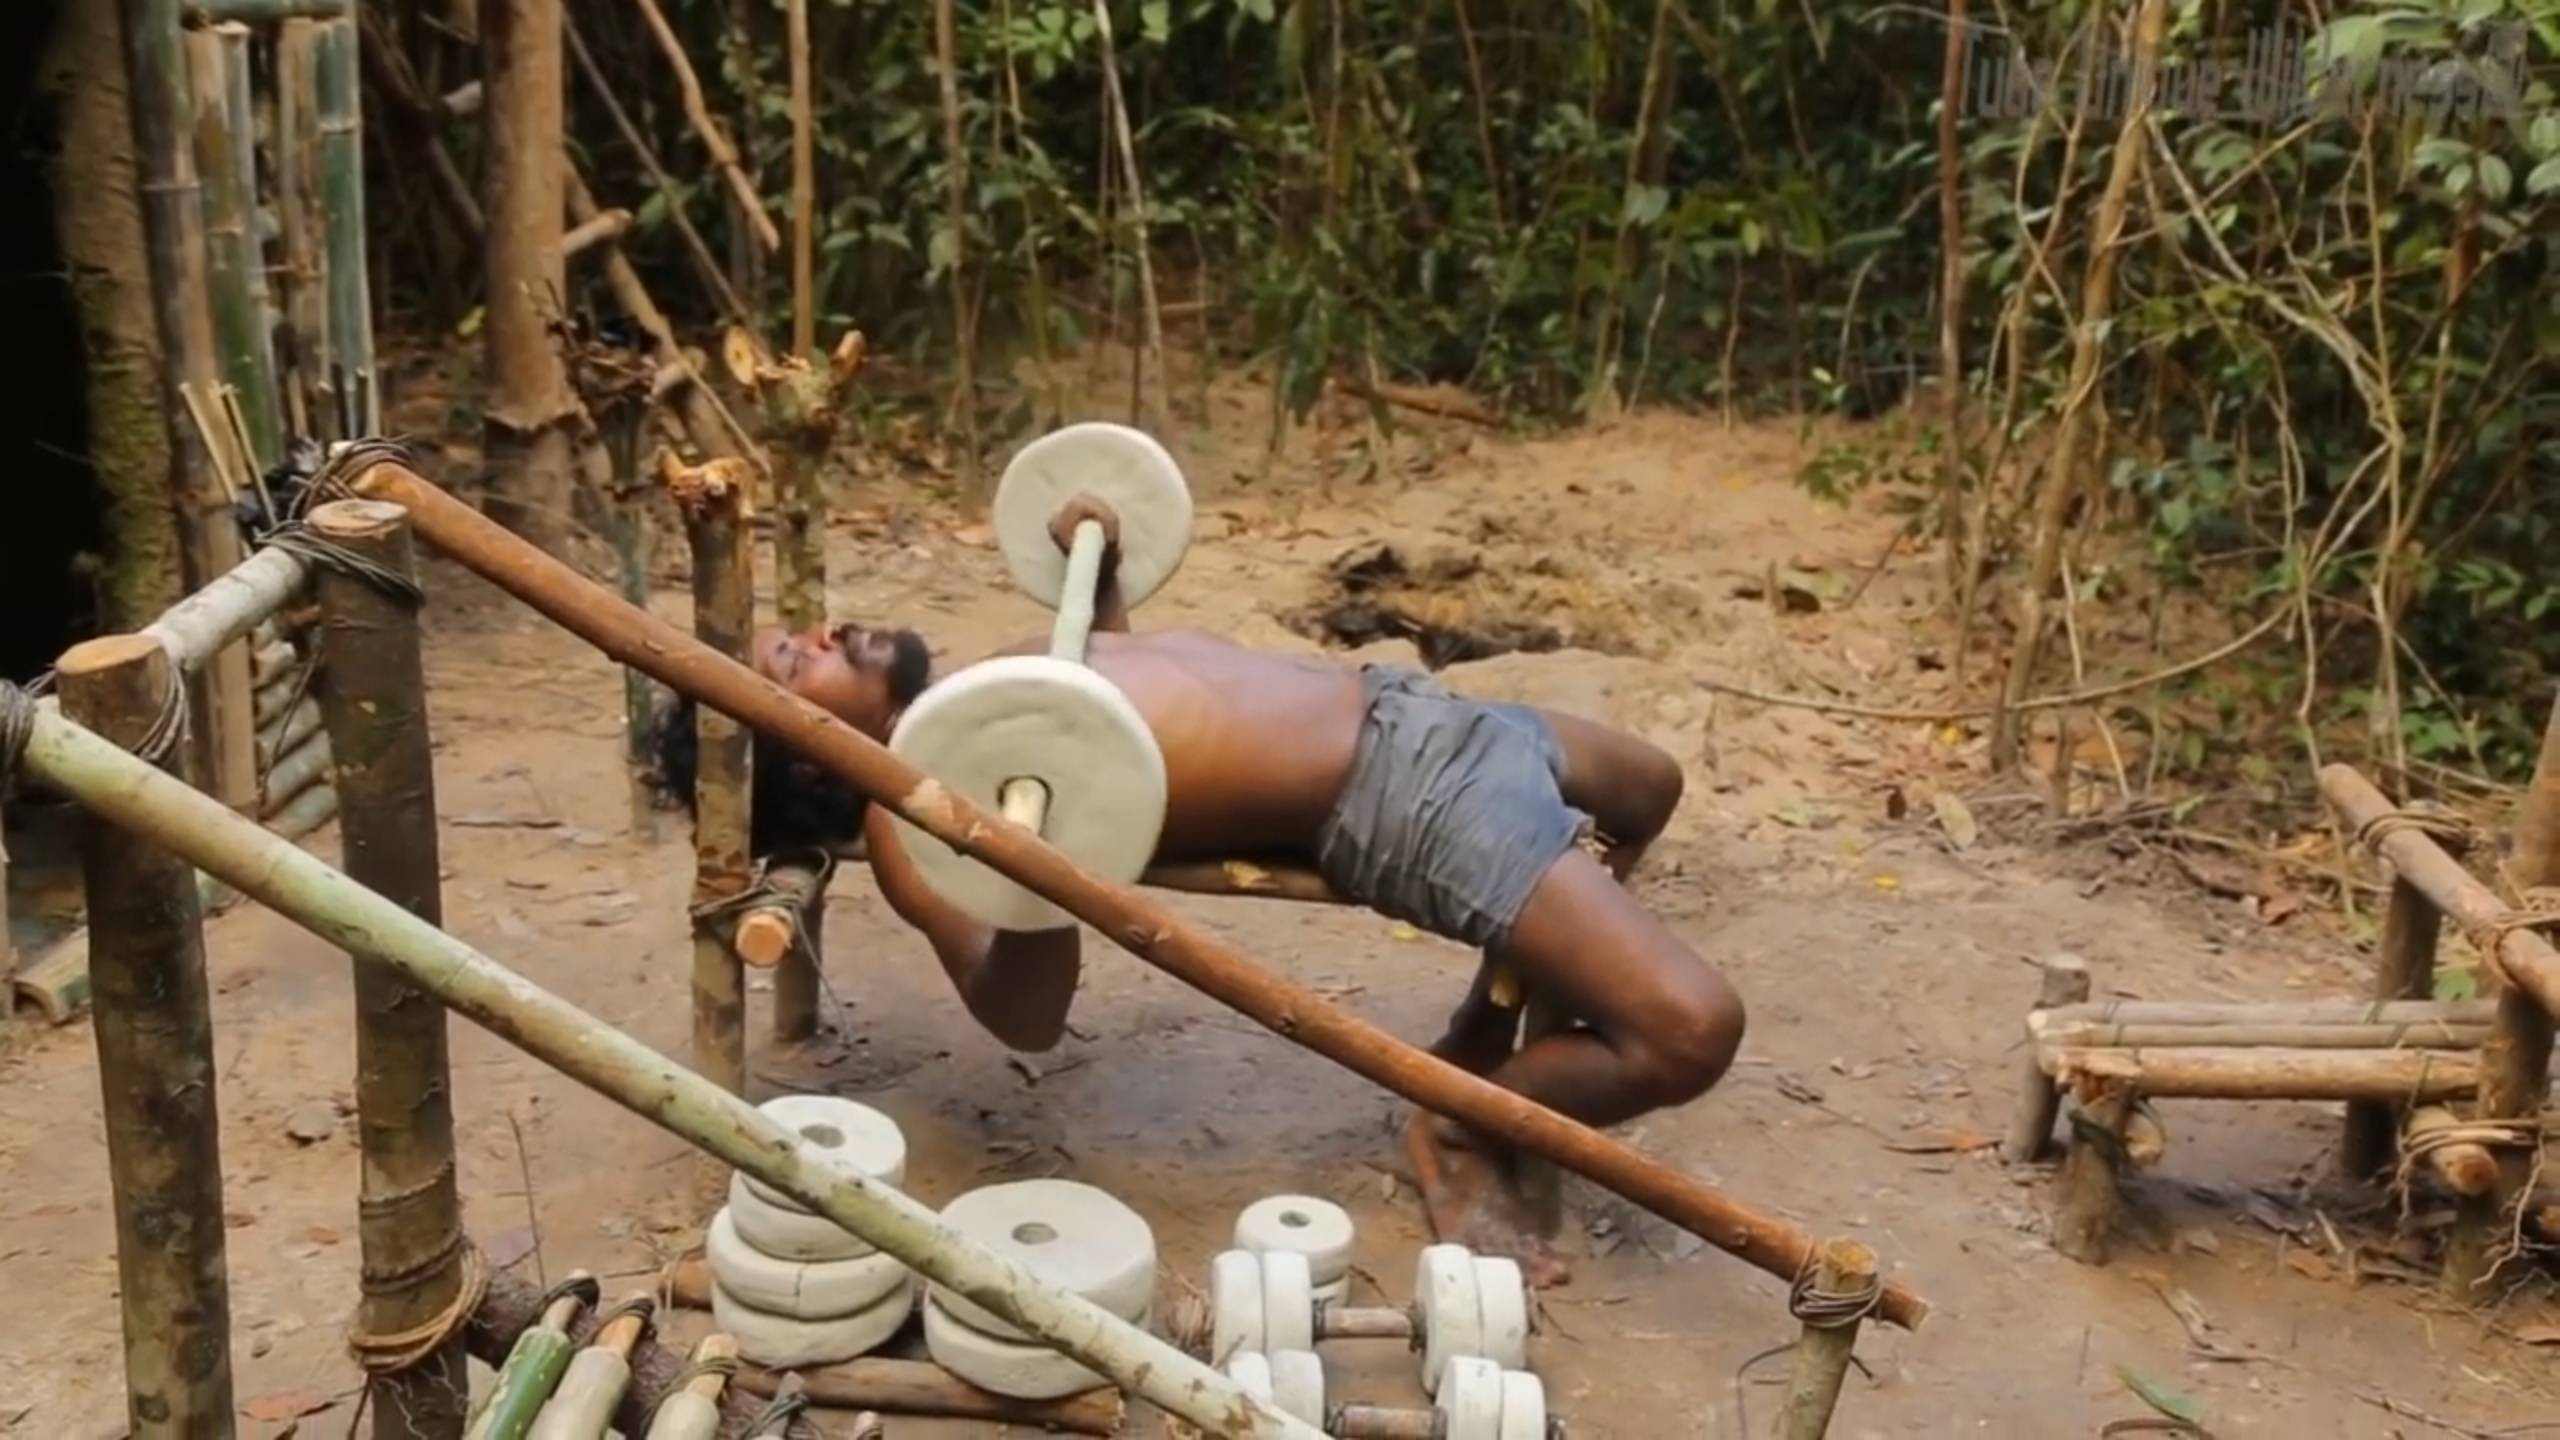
625,0,777,252
268,773,341,839
2037,999,2499,1027
566,170,757,464
1330,1407,1436,1440
310,501,469,1440
2344,875,2448,1177
60,634,237,1436
527,1299,651,1440
185,22,283,472
349,459,1935,1332
444,80,483,118
10,708,1326,1440
583,355,660,842
731,1357,1128,1434
258,729,331,814
120,0,260,812
2031,1018,2487,1051
465,1279,590,1440
255,665,308,728
2405,1105,2497,1197
786,0,815,359
561,207,631,259
2053,1080,2132,1264
2005,954,2091,1163
214,25,278,375
638,1333,735,1440
671,455,753,1099
1772,1237,1878,1440
2039,1046,2479,1102
315,16,374,436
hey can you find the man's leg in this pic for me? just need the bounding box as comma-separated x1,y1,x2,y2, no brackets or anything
1406,848,1743,1285
1533,708,1685,878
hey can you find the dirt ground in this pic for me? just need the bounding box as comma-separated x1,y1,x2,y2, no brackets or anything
3,367,2554,1438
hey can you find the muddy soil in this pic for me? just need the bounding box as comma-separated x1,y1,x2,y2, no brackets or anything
1,368,2552,1438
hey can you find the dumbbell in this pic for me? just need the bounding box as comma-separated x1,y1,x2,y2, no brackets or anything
1226,1351,1562,1440
885,423,1194,929
1212,1243,1532,1395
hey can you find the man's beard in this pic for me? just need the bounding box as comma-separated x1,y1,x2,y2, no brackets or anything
884,627,932,705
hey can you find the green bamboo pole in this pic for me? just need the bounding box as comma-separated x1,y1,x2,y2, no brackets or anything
5,688,1323,1440
463,1280,588,1440
672,455,752,1097
316,15,373,437
118,0,261,811
185,22,283,472
311,500,468,1440
58,635,237,1438
275,18,325,437
217,22,283,425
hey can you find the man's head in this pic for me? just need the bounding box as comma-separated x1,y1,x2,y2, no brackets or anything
750,620,934,739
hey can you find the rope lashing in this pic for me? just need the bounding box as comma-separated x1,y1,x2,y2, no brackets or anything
2355,805,2481,858
0,669,182,803
640,1350,743,1433
743,1384,811,1438
1785,1247,1883,1332
2465,885,2560,959
489,1272,605,1359
346,1239,490,1376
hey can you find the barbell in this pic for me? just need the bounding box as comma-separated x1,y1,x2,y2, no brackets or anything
886,423,1193,930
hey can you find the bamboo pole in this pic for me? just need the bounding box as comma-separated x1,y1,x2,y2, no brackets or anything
2004,954,2090,1163
2512,695,2560,894
625,0,778,252
479,0,576,547
258,730,332,813
734,1358,1128,1434
526,1300,649,1439
786,0,815,359
929,0,979,485
2405,1106,2498,1197
467,1282,588,1440
119,0,261,813
560,208,633,259
2034,999,2499,1027
670,456,753,1098
275,18,326,437
7,705,1327,1440
216,24,279,379
1772,1237,1878,1440
560,11,753,329
585,358,660,840
185,22,283,473
2343,876,2448,1176
59,635,237,1437
260,695,323,769
2032,1019,2486,1051
2319,766,2560,1025
309,501,470,1440
316,16,374,437
1088,0,1170,440
186,0,349,22
2040,1046,2479,1102
638,1334,736,1440
349,461,1936,1332
734,857,829,970
566,170,757,465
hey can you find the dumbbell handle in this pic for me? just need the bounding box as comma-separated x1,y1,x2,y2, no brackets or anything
994,518,1110,842
1049,518,1110,662
1313,1302,1419,1343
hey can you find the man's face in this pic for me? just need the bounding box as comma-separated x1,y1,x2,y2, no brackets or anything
752,621,933,738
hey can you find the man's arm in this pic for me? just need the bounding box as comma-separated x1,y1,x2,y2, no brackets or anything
862,806,1082,1051
1048,494,1130,633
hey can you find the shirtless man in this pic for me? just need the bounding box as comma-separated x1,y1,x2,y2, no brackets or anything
655,506,1744,1283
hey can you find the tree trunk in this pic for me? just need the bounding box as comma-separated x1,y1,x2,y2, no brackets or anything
1936,0,1969,594
45,0,184,631
931,0,981,486
1991,0,2168,771
478,0,575,551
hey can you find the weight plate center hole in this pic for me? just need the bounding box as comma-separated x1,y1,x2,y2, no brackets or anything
799,1123,845,1147
1281,1211,1310,1228
1013,1222,1060,1246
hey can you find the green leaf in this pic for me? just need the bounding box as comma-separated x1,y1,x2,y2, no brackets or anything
2528,155,2560,196
2477,154,2513,202
1142,0,1171,43
2117,1365,2207,1427
2435,967,2479,1002
2532,114,2560,158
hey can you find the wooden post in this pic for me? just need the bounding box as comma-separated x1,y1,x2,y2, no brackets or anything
1772,1237,1878,1440
2446,690,2560,1299
59,634,237,1437
308,501,468,1439
2341,877,2443,1178
2052,1080,2132,1264
2004,954,2090,1162
184,21,282,473
670,455,754,1099
480,0,577,547
118,0,260,813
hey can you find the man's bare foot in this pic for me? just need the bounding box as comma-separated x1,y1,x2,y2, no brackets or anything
1403,1111,1572,1288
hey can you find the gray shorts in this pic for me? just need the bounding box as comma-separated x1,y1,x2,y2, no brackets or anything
1314,666,1591,950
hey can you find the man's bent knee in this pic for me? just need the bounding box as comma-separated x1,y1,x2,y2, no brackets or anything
1624,979,1744,1109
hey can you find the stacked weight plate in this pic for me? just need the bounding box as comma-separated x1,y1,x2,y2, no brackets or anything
709,1095,917,1368
922,1179,1159,1400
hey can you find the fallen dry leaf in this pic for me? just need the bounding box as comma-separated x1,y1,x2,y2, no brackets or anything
952,523,994,548
2281,1248,2336,1282
1881,1128,1996,1155
1931,790,1980,849
2515,1324,2560,1346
